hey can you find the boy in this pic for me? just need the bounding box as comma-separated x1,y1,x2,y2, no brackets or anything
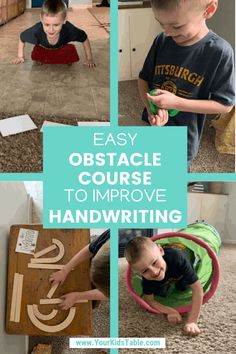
139,0,234,167
12,0,95,67
50,229,110,310
125,237,203,336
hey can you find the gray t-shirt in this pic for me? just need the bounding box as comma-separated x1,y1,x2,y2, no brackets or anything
139,31,235,163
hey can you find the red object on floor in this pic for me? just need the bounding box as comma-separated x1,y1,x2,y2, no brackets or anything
31,44,80,64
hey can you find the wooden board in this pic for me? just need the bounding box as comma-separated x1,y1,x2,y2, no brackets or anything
6,225,92,336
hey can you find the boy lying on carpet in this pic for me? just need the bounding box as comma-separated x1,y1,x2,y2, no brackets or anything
12,0,95,66
125,237,203,336
49,229,110,308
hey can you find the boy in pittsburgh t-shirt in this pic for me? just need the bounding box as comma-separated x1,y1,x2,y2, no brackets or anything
138,0,234,167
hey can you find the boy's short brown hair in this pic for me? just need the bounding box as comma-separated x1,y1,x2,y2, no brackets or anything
125,237,156,265
151,0,211,11
41,0,67,19
90,240,110,298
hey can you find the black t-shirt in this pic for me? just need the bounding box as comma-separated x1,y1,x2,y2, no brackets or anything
89,229,110,257
142,248,198,295
20,21,87,48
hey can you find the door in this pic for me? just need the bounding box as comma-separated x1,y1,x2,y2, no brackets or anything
129,10,160,78
118,10,131,81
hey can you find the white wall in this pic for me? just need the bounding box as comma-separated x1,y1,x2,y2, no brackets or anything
221,183,236,243
208,0,235,49
0,182,31,225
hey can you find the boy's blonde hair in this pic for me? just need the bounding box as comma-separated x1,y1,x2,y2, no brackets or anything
41,0,67,19
90,240,110,298
125,237,156,265
151,0,211,11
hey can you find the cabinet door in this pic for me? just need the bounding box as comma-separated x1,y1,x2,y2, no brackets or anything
200,194,228,234
119,11,131,81
129,11,160,79
187,193,202,224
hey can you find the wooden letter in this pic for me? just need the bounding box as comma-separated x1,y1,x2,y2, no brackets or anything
28,264,64,270
27,305,76,333
31,239,65,264
46,283,59,299
32,305,58,321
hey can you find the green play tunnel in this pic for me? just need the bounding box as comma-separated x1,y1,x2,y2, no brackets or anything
127,223,221,313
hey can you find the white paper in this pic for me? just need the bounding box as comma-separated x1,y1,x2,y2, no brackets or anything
40,120,72,132
0,115,37,137
15,228,39,254
77,121,110,126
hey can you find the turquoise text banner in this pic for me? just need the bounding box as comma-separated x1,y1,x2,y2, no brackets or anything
43,126,187,228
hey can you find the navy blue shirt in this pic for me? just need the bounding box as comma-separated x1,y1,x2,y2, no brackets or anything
20,21,87,48
139,31,235,163
142,248,198,296
89,229,110,257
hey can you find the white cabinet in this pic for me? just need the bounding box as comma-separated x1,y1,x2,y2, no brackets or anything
188,192,228,235
157,193,228,236
119,8,161,81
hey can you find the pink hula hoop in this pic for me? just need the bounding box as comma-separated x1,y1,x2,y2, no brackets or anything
126,232,220,314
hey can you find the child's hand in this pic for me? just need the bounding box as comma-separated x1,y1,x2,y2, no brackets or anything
148,108,169,126
49,268,68,286
12,57,24,64
59,292,79,310
84,58,96,68
183,322,201,336
147,90,181,110
167,309,182,324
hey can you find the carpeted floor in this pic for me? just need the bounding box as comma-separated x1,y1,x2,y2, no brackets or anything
119,80,235,173
0,8,110,172
119,244,236,354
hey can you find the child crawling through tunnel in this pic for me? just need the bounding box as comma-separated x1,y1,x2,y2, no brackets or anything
12,0,95,66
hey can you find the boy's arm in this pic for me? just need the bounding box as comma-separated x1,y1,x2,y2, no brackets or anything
49,245,93,285
82,38,96,68
147,90,233,115
59,289,108,310
183,280,203,335
12,39,25,64
138,78,169,126
144,294,182,324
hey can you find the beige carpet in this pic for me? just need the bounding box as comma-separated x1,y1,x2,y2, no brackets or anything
119,80,235,173
119,244,236,354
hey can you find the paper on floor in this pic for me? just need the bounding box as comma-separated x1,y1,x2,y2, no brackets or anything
0,114,37,137
40,120,73,132
77,121,110,126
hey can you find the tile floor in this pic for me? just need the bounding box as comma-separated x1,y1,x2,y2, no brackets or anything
0,8,110,120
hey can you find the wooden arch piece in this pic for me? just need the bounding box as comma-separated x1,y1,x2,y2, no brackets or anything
27,305,76,333
32,305,58,321
31,239,65,264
